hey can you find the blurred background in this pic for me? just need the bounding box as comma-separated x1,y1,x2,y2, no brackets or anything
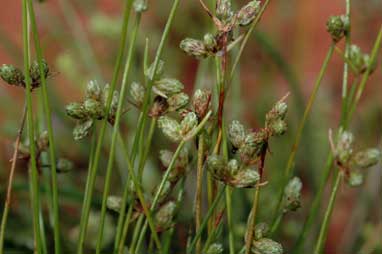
0,0,381,253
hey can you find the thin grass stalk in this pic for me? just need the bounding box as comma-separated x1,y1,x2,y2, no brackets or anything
22,0,43,251
95,11,143,253
313,172,344,254
244,184,261,254
229,0,271,80
311,25,382,254
162,178,186,254
76,1,134,252
135,111,212,252
137,118,157,180
347,26,382,123
117,205,134,254
194,133,205,254
130,0,181,166
129,216,144,253
0,104,27,253
271,44,335,227
187,186,226,254
27,1,62,252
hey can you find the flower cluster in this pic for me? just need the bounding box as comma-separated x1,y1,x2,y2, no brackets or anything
332,129,381,187
282,177,302,213
246,222,283,254
207,97,288,188
180,0,261,59
347,45,376,75
65,80,119,140
17,130,73,173
157,89,211,142
0,60,50,89
129,60,191,117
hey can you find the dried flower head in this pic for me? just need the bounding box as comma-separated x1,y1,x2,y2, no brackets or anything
192,89,211,118
145,59,165,80
150,96,169,117
133,0,148,13
130,81,145,106
206,243,224,254
254,223,270,240
167,92,189,112
86,80,102,101
154,78,184,97
73,119,94,141
106,196,122,213
228,120,246,148
352,148,381,169
66,102,87,120
155,201,176,231
29,59,50,88
335,129,354,164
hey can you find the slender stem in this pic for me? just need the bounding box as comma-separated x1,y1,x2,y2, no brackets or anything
130,0,181,165
225,187,235,254
118,204,134,254
313,172,344,254
129,216,144,253
22,0,42,251
137,118,157,181
95,12,142,254
194,133,205,254
244,184,261,254
347,26,382,123
229,0,271,80
27,1,62,252
187,186,226,254
76,2,134,253
270,212,283,236
271,44,335,225
0,104,27,253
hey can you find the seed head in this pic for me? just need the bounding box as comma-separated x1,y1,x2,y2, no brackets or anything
83,98,104,119
158,116,181,142
227,159,239,175
133,0,148,13
0,64,25,87
353,148,381,169
348,45,375,75
231,167,260,188
237,1,261,26
180,38,208,59
145,59,165,81
167,92,189,112
130,81,145,105
106,196,122,213
29,59,49,88
150,96,169,117
206,243,224,254
283,176,302,212
269,118,287,136
155,201,176,231
207,154,226,178
216,0,234,23
56,158,74,173
180,112,198,137
228,120,246,148
154,78,184,97
335,130,354,164
73,119,94,141
347,170,363,187
66,102,87,120
192,89,211,118
251,238,283,254
326,15,349,43
203,33,217,51
86,80,102,100
254,223,270,240
37,130,49,151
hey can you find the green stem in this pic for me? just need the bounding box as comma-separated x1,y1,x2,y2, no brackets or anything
194,132,205,254
229,0,271,80
95,12,142,254
270,212,284,236
76,2,134,253
347,26,382,124
271,44,335,226
0,104,27,254
118,204,134,254
129,216,144,253
225,187,235,254
137,118,157,181
313,172,344,254
130,0,181,165
22,0,42,251
27,1,62,252
244,184,261,254
187,186,226,254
